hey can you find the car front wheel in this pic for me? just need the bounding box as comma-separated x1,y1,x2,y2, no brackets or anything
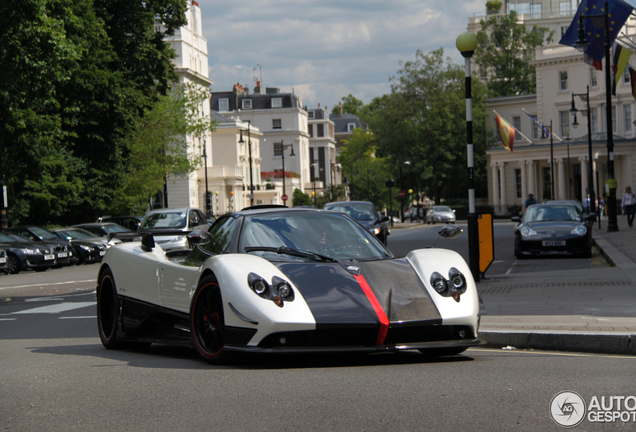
6,254,20,274
191,276,228,364
97,268,121,349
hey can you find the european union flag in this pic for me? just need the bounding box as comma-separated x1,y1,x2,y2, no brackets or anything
524,112,550,139
559,0,633,62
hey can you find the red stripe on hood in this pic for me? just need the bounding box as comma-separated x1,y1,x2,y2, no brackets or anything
354,274,389,345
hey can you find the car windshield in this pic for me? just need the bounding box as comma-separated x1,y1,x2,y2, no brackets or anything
239,211,390,261
55,229,98,240
140,212,187,229
433,206,452,212
323,204,375,221
29,227,58,241
523,206,581,222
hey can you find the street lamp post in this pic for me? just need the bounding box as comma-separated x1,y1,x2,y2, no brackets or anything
238,123,254,206
456,31,480,282
278,141,295,200
399,161,410,223
573,0,618,231
202,139,210,217
311,162,319,206
571,86,596,216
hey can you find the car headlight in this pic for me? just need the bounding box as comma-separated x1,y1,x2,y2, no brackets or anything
79,245,93,251
247,274,295,307
373,227,381,235
430,272,448,294
570,225,587,236
19,248,37,255
520,226,538,237
448,267,467,294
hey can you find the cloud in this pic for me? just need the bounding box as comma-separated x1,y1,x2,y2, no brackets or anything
197,0,485,108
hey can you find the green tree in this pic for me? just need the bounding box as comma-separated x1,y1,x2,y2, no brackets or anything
0,0,188,225
331,94,364,116
368,48,489,203
113,83,216,215
292,188,310,207
474,10,553,97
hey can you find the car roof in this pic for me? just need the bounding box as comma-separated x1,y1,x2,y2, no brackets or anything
528,203,578,208
73,222,123,227
145,207,201,215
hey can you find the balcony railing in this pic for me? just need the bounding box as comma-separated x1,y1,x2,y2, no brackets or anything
469,9,576,24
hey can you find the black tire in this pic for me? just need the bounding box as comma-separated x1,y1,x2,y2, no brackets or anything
419,347,467,357
6,254,20,274
97,268,121,349
191,276,228,364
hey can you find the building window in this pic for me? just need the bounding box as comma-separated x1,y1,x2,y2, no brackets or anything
624,68,631,84
218,98,229,111
308,124,313,137
515,169,522,199
559,110,570,136
317,124,324,137
242,99,252,109
272,98,282,108
347,123,356,132
590,69,598,88
308,111,314,119
591,107,598,133
274,142,283,156
561,26,568,37
559,71,568,91
625,104,633,134
272,119,282,129
513,116,521,141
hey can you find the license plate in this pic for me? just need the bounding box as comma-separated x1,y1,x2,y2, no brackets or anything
99,251,106,256
0,258,6,263
44,254,55,260
58,252,68,258
542,240,566,247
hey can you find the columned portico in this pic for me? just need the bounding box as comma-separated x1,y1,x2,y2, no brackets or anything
527,160,536,197
557,158,566,200
520,161,528,200
499,162,508,214
580,156,588,202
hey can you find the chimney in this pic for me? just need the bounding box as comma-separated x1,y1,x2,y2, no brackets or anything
339,102,343,118
318,103,321,108
254,80,262,94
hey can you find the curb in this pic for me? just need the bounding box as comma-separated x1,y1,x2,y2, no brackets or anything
480,330,636,355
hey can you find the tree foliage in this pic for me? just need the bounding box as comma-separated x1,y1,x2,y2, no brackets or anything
0,0,191,225
474,10,554,97
331,94,364,116
360,48,489,204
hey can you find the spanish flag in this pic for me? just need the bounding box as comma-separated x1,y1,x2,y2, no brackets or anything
496,114,514,153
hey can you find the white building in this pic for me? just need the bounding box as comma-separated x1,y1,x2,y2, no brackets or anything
472,1,636,214
160,0,214,211
307,104,337,196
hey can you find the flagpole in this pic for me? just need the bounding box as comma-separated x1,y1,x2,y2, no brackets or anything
550,120,555,200
521,109,564,142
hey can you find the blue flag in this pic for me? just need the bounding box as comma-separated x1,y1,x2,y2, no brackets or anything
559,0,633,62
524,112,550,139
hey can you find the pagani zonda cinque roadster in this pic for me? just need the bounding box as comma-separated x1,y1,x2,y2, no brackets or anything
97,206,482,364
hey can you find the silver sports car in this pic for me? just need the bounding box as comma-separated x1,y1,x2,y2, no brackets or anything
97,207,482,364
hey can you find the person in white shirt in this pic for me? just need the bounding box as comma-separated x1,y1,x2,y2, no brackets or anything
622,186,636,227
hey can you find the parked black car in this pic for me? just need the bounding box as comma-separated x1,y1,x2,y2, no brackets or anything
512,203,594,258
71,222,134,238
3,226,74,266
0,249,7,273
0,232,59,274
96,215,143,231
323,201,391,245
49,227,109,264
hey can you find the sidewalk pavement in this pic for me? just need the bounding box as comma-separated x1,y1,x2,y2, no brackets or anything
393,215,636,355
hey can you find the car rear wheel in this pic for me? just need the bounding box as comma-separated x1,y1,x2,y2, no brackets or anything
191,276,228,364
5,254,20,274
97,268,121,349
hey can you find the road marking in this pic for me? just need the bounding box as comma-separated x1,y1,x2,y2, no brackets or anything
471,348,636,360
0,279,95,291
0,318,17,321
59,316,95,320
11,302,95,314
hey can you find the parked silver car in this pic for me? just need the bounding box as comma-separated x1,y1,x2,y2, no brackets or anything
138,207,211,250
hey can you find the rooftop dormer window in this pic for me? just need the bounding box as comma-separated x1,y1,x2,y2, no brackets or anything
242,99,252,109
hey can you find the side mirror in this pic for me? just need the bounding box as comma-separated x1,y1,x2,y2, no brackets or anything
141,233,155,252
187,230,213,248
438,225,463,239
379,215,390,223
511,216,521,222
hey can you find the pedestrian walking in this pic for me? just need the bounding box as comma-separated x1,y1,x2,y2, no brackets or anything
622,186,636,227
597,197,605,220
523,193,537,213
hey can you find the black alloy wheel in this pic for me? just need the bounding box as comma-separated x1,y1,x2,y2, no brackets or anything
97,268,121,349
5,254,20,275
191,276,228,364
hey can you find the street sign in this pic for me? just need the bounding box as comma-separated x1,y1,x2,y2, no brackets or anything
398,190,405,199
281,194,288,201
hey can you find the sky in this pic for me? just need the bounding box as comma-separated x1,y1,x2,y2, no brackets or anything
197,0,485,110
